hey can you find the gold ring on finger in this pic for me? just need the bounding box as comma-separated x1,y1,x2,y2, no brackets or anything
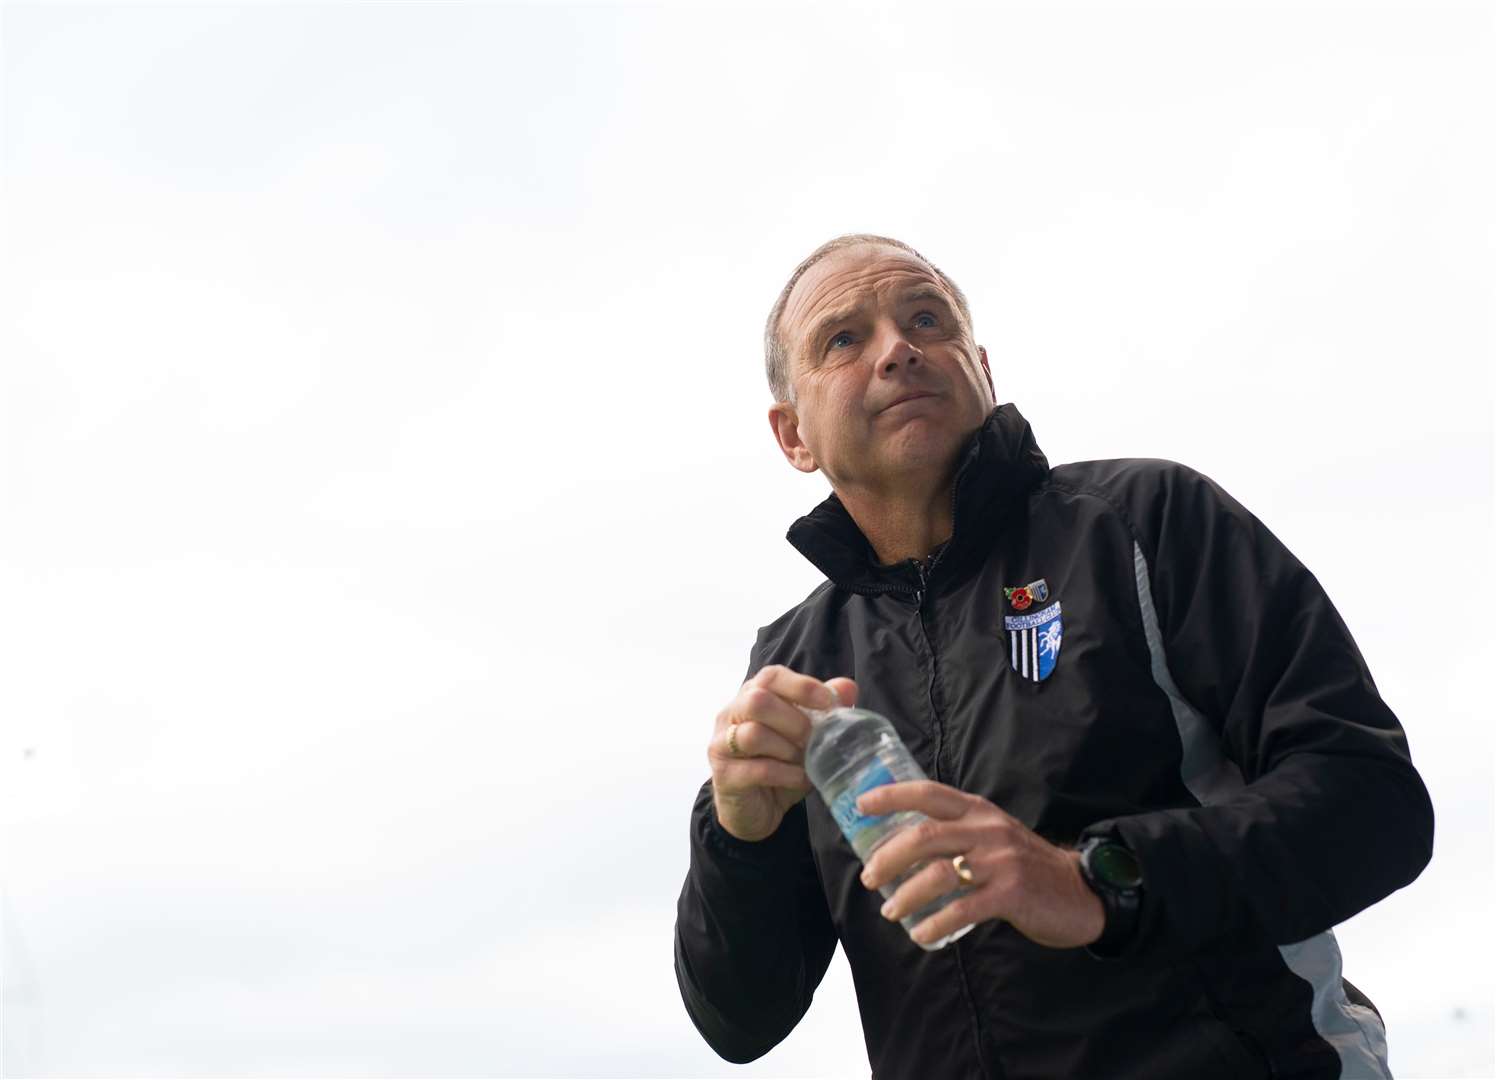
951,854,975,885
727,721,741,758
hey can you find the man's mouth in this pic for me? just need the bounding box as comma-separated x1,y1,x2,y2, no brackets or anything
881,392,936,413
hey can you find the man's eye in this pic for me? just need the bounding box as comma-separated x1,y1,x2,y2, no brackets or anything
829,332,854,349
912,312,938,329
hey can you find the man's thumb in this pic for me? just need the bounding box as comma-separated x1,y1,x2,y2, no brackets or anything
825,676,859,708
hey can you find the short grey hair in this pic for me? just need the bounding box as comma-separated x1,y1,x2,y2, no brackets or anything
763,234,974,403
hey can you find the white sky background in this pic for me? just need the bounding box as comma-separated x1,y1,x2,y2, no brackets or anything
1,1,1492,1076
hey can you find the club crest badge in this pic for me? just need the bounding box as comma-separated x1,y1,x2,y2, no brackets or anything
1004,579,1050,612
1004,601,1062,682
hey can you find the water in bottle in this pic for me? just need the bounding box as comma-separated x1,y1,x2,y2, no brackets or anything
802,688,975,950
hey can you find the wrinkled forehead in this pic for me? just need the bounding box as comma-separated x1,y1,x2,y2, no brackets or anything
781,244,951,344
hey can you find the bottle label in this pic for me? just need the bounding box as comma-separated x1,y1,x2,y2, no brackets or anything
829,759,896,842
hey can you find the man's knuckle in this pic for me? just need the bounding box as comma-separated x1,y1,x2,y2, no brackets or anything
757,664,786,684
988,867,1019,905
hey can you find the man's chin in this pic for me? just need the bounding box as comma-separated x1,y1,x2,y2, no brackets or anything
873,430,964,480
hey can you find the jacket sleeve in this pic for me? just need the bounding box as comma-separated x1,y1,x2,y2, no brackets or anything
672,650,840,1063
1082,462,1434,955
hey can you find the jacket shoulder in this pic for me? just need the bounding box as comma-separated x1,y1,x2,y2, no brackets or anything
746,579,850,679
1044,457,1245,537
1046,456,1214,500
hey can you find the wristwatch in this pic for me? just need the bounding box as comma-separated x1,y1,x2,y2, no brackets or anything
1076,836,1144,957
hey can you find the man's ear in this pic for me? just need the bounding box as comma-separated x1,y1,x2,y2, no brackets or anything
978,346,996,404
768,401,819,474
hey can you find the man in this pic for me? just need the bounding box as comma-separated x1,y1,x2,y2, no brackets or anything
673,234,1433,1079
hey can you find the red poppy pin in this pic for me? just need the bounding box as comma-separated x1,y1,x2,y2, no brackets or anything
1004,578,1050,612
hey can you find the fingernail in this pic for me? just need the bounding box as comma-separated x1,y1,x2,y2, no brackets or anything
860,869,872,887
880,900,894,919
816,683,835,707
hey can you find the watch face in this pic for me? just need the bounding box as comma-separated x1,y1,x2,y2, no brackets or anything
1091,842,1143,890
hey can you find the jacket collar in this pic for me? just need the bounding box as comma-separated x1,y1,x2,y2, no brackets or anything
785,402,1050,592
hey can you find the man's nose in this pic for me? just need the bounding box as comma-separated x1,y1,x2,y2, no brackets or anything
870,323,922,374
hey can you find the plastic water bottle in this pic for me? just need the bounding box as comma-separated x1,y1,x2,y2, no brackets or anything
802,688,975,950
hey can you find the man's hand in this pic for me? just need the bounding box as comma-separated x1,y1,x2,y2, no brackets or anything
856,780,1105,949
710,665,859,843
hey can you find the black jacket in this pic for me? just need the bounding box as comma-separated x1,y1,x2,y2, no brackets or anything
674,404,1433,1080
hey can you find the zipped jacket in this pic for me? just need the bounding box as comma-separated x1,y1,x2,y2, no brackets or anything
673,403,1433,1080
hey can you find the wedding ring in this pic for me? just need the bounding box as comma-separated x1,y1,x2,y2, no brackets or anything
952,854,976,885
727,721,741,758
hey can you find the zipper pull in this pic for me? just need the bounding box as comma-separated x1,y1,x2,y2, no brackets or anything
913,558,928,608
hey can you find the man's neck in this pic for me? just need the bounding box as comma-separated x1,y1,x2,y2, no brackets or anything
835,479,956,568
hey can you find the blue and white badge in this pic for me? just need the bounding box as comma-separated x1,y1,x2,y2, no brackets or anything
1005,601,1063,682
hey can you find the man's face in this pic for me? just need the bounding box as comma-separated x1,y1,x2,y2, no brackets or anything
770,244,995,494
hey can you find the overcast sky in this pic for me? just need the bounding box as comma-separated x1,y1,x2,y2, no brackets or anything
2,1,1493,1077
